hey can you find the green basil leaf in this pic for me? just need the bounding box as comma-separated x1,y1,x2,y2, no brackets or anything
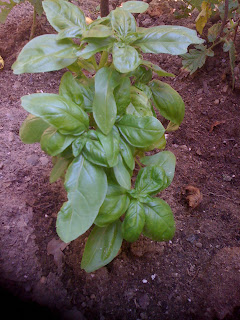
21,93,89,135
117,114,165,148
43,0,86,33
93,67,120,135
83,135,108,167
122,1,149,13
134,25,204,55
122,200,145,242
128,65,152,84
149,80,185,125
127,86,152,117
97,127,120,167
82,25,113,39
19,114,49,144
50,157,71,183
113,154,132,190
40,127,75,156
73,76,94,112
59,71,84,106
95,183,130,227
143,198,175,241
135,164,168,195
77,37,115,59
12,35,78,74
72,135,87,157
119,137,135,171
114,77,131,115
140,134,166,152
81,220,123,273
134,82,152,100
112,43,140,73
140,151,176,186
110,8,136,38
141,60,175,77
57,155,107,242
57,26,83,40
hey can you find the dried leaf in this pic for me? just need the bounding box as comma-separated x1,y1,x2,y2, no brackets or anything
195,1,212,34
47,238,69,271
185,185,203,209
0,55,4,69
209,120,226,133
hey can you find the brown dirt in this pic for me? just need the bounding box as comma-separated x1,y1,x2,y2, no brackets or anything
0,1,240,320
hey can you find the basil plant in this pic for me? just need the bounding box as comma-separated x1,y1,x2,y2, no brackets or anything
12,0,203,272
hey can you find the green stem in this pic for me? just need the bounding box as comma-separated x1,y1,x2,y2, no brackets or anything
89,55,98,70
29,8,37,40
98,51,108,69
135,157,142,169
209,38,225,51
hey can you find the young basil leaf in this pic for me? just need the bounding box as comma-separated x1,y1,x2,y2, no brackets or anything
127,86,152,117
110,8,136,39
72,135,87,157
122,200,145,242
141,60,175,77
114,77,131,115
128,65,152,84
93,67,120,135
119,137,135,171
117,114,165,148
112,43,140,73
74,76,94,112
140,134,166,152
81,220,123,273
122,1,149,14
21,93,89,136
95,183,130,227
82,136,108,167
40,127,75,156
133,25,204,55
82,25,113,39
57,27,83,40
43,0,86,33
77,37,115,59
12,35,78,74
59,72,84,107
149,80,185,125
140,151,176,186
135,164,168,195
113,154,132,190
19,114,49,144
50,157,71,183
143,198,175,241
57,155,107,243
96,127,120,167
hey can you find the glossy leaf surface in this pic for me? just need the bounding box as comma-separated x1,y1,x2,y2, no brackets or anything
112,43,140,73
114,77,131,115
81,220,122,273
110,8,136,38
77,37,115,59
57,155,107,242
97,128,120,167
21,93,89,135
19,114,49,144
119,137,135,171
50,157,71,183
113,154,132,190
122,1,149,13
59,71,84,106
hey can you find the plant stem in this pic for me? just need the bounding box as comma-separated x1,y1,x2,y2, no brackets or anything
98,51,108,69
89,55,98,70
29,8,37,40
100,0,109,17
135,157,142,169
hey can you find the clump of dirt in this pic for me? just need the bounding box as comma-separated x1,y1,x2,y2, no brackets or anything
0,1,240,319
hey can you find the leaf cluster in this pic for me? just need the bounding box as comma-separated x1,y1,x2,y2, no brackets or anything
12,0,202,272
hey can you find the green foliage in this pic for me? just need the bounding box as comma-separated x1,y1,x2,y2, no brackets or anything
12,0,202,272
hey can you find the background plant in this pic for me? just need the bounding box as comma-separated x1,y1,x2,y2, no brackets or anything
12,0,202,272
179,0,239,88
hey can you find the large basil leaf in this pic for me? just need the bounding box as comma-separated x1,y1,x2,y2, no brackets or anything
43,0,86,33
40,127,75,156
19,114,49,144
140,151,176,186
21,93,89,135
149,80,185,125
122,200,145,242
110,8,136,39
141,60,175,77
117,114,165,148
57,155,107,242
97,128,120,167
135,164,168,195
122,1,149,13
127,86,152,117
77,37,115,59
119,137,135,171
81,220,123,273
113,154,132,190
112,43,140,73
50,157,71,183
59,71,84,106
95,184,130,227
134,25,204,55
114,77,131,115
93,67,120,135
143,198,175,241
12,35,78,74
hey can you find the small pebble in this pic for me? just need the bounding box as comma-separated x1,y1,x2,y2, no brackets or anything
142,279,148,284
214,99,220,105
196,242,203,248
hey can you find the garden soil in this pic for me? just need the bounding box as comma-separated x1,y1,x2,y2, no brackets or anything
0,1,240,319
